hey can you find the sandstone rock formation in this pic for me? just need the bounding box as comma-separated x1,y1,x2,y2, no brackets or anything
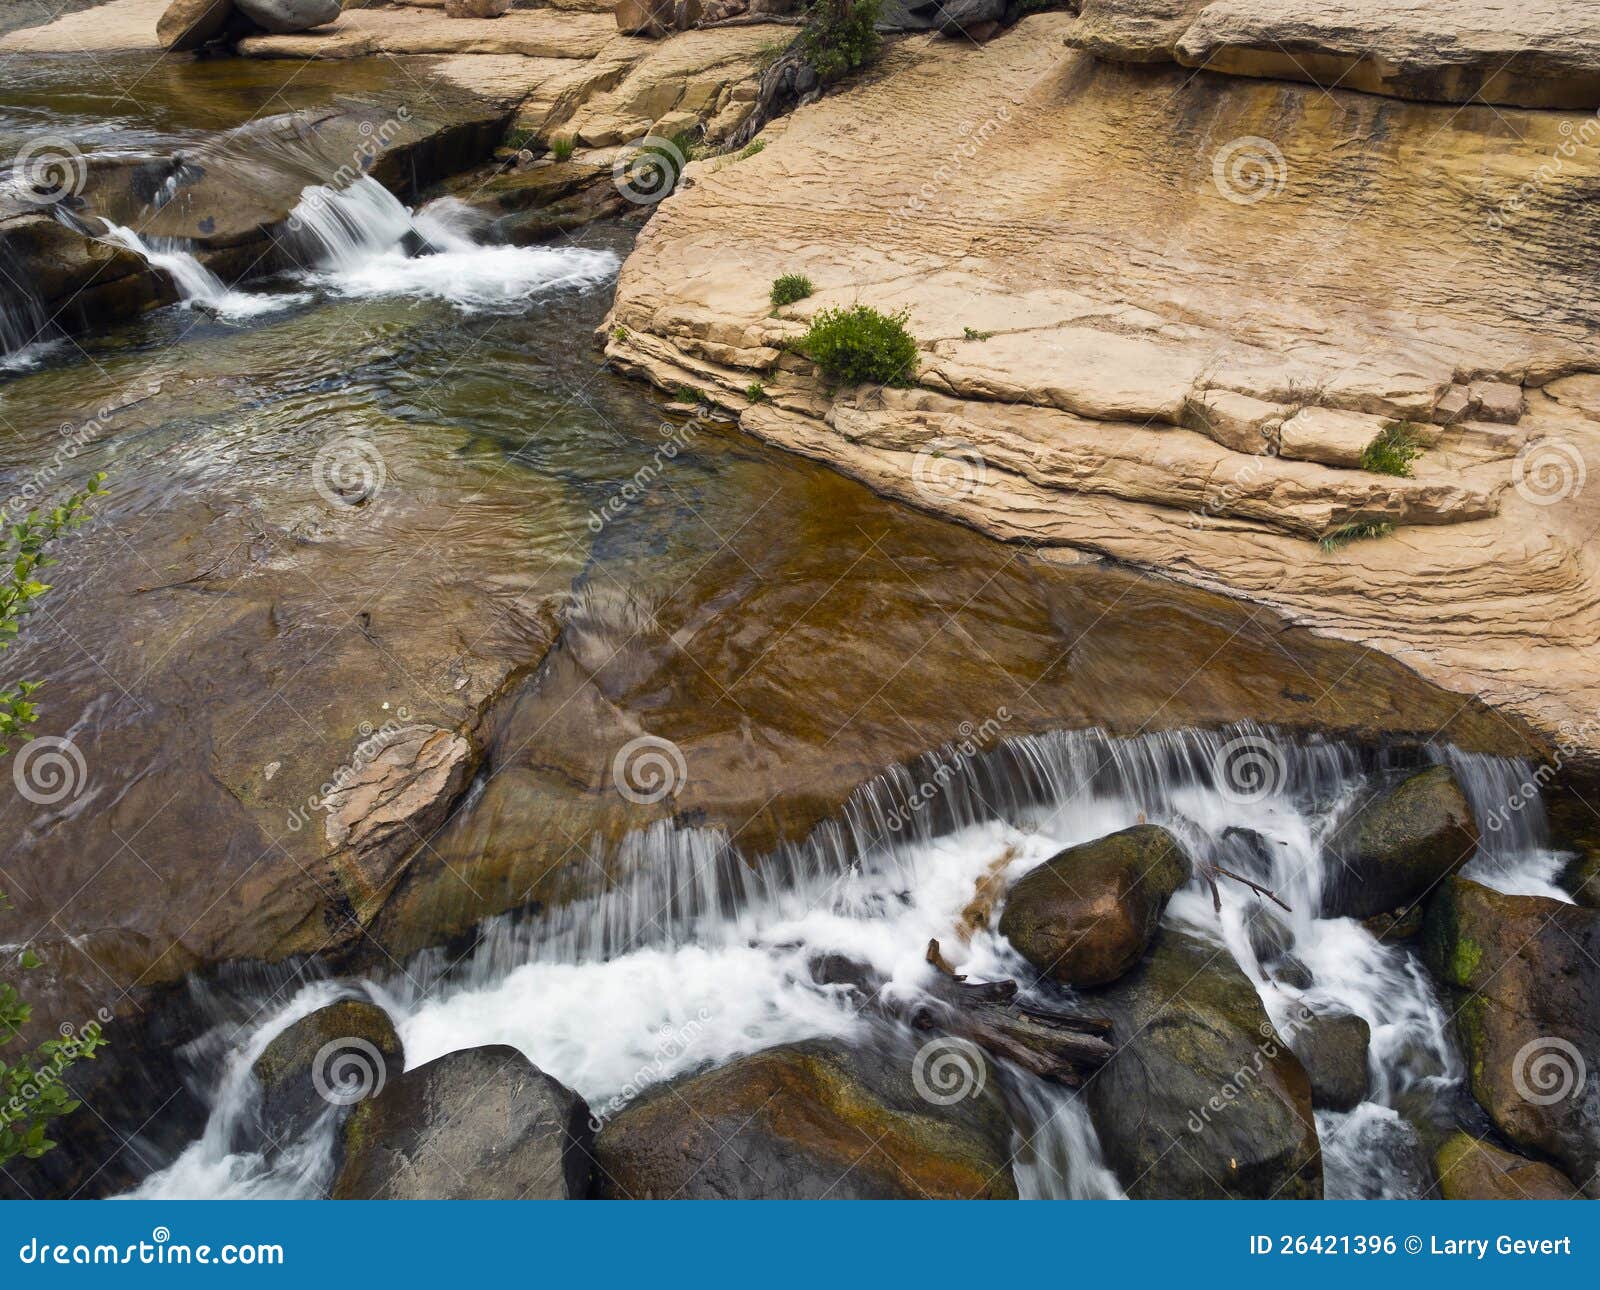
156,0,236,49
603,14,1600,765
236,0,343,32
445,0,512,16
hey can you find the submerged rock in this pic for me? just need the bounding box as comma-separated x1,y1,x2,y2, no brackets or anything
1085,932,1322,1198
594,1037,1018,1198
1423,878,1600,1195
235,0,342,32
1321,766,1479,920
1286,1008,1370,1112
333,1046,593,1199
1434,1132,1581,1200
252,999,403,1141
998,824,1190,986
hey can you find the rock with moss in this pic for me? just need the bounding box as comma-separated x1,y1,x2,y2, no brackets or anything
1285,1008,1370,1112
333,1045,592,1199
1085,931,1322,1198
594,1035,1017,1198
999,825,1191,987
1321,766,1479,919
1435,1131,1580,1200
1423,878,1600,1196
251,998,403,1141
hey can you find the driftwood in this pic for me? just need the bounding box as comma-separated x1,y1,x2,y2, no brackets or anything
727,40,817,149
810,941,1114,1087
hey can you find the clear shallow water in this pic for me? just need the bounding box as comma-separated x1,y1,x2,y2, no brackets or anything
129,726,1576,1200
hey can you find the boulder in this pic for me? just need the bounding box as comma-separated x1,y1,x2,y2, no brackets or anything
333,1046,593,1199
234,0,342,32
998,825,1190,987
1435,1132,1581,1200
1321,766,1479,920
1286,1008,1370,1112
673,0,703,29
594,1036,1018,1198
615,0,672,35
1423,878,1600,1195
251,998,403,1140
444,0,512,14
1085,932,1322,1198
156,0,237,51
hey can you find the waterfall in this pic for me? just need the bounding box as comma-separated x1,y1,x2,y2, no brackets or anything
128,723,1574,1200
0,240,50,364
98,222,304,320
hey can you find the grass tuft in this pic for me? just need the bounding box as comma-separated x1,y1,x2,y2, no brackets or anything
769,273,815,309
1320,521,1394,552
549,135,576,162
1361,422,1424,477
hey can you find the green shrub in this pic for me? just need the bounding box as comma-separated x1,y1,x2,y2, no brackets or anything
549,135,576,162
739,138,767,160
1361,422,1424,477
801,0,884,85
2,475,108,1168
1320,520,1394,552
745,382,768,403
799,305,920,387
770,274,814,308
963,326,993,342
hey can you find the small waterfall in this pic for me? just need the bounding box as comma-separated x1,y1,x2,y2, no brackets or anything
129,723,1572,1200
0,240,50,363
98,222,304,320
1432,746,1574,901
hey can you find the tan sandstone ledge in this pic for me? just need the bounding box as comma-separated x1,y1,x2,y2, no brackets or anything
604,15,1600,764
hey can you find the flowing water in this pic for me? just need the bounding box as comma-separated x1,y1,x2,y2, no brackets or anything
127,726,1577,1200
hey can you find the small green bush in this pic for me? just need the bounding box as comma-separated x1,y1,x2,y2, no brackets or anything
770,274,814,308
801,0,884,85
745,382,768,403
739,139,767,160
549,135,576,162
963,326,993,342
800,305,920,388
1361,422,1424,477
1320,521,1394,552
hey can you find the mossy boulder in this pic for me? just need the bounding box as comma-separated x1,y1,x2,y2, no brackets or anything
593,1036,1018,1199
1286,1008,1370,1112
1434,1131,1581,1200
251,998,403,1141
1423,878,1600,1196
1084,932,1322,1198
998,825,1191,987
1322,766,1479,919
333,1045,592,1199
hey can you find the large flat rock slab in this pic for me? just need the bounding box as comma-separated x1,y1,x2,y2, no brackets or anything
1070,0,1600,108
605,16,1600,761
238,4,616,59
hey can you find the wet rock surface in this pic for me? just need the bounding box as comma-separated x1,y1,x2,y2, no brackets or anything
333,1045,593,1198
1287,1009,1370,1113
998,824,1190,986
1085,932,1322,1198
1423,878,1600,1195
1434,1131,1581,1200
593,1036,1018,1198
252,998,404,1140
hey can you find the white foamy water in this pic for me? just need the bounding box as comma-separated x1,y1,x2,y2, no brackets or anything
130,727,1577,1201
286,178,619,310
99,223,307,320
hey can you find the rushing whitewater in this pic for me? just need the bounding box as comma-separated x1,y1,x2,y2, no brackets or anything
130,724,1578,1201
